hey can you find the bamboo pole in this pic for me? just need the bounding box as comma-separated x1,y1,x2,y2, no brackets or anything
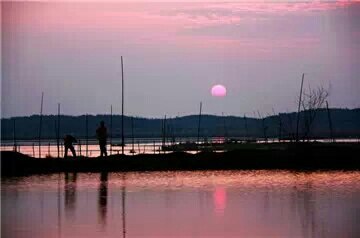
167,119,173,146
57,103,60,158
159,119,163,154
163,115,167,151
278,114,282,142
54,119,57,154
173,116,178,146
110,105,113,155
86,114,89,157
13,118,17,152
38,92,44,158
326,101,334,143
197,102,202,145
121,56,125,155
161,119,164,147
131,117,135,154
296,73,305,142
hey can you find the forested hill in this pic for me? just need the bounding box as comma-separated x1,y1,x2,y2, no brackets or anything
1,108,360,140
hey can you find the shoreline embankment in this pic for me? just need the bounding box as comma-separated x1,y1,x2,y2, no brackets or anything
2,143,360,177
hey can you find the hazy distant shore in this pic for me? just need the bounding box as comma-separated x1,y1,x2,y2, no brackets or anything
2,143,360,177
2,108,360,140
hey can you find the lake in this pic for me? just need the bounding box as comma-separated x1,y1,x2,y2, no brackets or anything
2,171,360,238
1,138,359,158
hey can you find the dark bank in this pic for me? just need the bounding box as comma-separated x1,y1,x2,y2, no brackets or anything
2,142,360,177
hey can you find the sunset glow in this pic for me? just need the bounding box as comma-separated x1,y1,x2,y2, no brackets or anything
2,1,359,117
1,2,360,238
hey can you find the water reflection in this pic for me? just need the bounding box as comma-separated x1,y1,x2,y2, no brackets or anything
296,182,317,238
2,171,360,238
98,172,108,228
64,172,77,219
57,173,62,238
122,174,127,238
97,172,127,237
213,187,227,215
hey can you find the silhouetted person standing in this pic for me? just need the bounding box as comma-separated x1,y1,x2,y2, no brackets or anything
96,121,108,157
64,134,77,158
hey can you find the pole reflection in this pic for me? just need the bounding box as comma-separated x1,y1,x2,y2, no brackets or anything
294,182,318,238
122,173,127,238
57,173,62,238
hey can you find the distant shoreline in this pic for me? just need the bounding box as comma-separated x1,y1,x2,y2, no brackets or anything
2,143,360,177
2,108,360,140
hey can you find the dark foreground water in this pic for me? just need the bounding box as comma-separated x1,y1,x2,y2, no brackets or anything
2,171,360,238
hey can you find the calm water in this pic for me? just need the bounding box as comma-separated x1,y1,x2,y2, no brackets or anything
2,171,360,238
2,138,359,158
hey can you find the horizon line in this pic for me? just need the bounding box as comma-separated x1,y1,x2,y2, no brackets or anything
2,107,359,120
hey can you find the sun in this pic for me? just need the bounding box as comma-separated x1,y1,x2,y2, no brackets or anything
211,84,227,97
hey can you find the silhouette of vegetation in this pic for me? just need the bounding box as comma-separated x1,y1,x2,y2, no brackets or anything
301,85,330,141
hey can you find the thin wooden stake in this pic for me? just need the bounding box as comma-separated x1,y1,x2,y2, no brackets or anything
326,101,334,143
278,114,282,142
121,56,125,155
110,105,113,155
161,119,164,147
131,117,135,154
57,103,60,158
197,102,202,145
13,118,17,152
163,115,167,152
296,73,305,142
38,92,44,158
86,114,89,157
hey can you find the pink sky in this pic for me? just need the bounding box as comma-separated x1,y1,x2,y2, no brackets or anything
2,1,360,117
